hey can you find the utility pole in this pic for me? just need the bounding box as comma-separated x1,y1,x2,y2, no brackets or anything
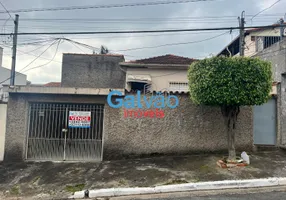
238,11,245,56
10,14,19,86
279,18,284,41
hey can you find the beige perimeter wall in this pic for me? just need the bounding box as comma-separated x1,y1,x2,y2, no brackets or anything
4,93,253,161
103,93,253,159
0,103,7,161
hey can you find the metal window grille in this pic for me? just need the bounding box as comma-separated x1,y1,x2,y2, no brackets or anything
263,36,281,49
26,103,104,162
169,82,188,92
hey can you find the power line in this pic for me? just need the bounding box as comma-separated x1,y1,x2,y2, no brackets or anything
64,38,92,54
115,31,228,51
0,1,13,19
0,13,284,21
22,40,61,73
18,39,60,72
0,24,285,36
0,0,218,14
62,38,139,58
0,39,60,84
251,0,282,21
0,0,14,44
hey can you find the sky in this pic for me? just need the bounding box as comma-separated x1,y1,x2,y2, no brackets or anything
0,0,286,84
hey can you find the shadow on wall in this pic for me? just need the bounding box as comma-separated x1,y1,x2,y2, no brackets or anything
0,104,7,161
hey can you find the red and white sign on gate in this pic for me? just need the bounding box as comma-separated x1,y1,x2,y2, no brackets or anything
68,111,91,128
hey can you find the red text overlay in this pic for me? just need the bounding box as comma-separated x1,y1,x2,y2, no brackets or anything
124,109,165,118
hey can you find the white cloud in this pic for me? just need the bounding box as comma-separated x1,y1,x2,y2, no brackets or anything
1,0,284,83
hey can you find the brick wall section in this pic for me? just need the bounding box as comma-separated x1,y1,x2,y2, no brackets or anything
103,94,253,159
61,54,125,88
4,93,253,161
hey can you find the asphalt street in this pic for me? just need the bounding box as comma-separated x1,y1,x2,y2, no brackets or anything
132,191,286,200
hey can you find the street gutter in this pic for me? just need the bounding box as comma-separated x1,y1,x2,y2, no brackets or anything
69,177,286,199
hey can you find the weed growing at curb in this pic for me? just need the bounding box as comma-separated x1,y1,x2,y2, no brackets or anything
65,184,85,193
162,179,189,185
10,185,20,196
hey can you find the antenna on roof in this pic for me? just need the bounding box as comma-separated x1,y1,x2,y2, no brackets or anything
100,45,109,54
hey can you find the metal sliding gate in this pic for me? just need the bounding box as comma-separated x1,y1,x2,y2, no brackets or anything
26,103,104,161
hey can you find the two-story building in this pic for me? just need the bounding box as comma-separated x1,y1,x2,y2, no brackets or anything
217,22,286,148
218,21,286,57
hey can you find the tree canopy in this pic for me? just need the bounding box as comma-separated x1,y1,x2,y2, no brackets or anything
188,56,272,106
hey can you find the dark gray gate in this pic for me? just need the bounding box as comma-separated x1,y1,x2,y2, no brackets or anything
253,98,276,145
26,103,104,161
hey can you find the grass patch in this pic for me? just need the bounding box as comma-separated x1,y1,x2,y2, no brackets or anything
199,165,212,173
65,184,85,193
10,185,20,196
163,179,189,185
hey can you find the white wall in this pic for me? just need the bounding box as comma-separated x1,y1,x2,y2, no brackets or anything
0,67,27,102
0,67,27,86
0,104,7,161
245,28,282,57
126,68,188,92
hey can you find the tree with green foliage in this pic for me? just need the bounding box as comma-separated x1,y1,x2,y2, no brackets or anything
188,56,272,161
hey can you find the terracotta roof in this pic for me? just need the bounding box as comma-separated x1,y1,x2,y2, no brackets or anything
43,82,61,87
127,54,197,65
246,22,286,34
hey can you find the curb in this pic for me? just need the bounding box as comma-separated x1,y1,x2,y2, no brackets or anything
69,177,286,199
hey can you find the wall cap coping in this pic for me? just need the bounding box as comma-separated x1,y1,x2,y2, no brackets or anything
120,62,190,69
4,86,125,96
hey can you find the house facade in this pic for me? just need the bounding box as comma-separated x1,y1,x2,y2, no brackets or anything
218,22,286,57
121,54,196,93
254,38,286,148
217,23,285,148
3,53,253,162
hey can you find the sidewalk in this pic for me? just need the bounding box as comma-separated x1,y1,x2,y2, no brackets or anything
0,150,286,199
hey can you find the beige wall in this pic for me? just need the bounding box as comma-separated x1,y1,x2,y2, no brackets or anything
0,104,7,161
126,68,188,92
244,28,282,57
244,35,256,57
104,94,253,159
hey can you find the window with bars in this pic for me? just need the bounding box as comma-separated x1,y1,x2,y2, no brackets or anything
169,82,189,92
263,36,281,49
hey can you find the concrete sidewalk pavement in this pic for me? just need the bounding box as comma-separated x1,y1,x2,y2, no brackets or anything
1,150,286,199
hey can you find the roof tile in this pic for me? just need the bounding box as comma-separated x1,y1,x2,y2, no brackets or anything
127,54,197,65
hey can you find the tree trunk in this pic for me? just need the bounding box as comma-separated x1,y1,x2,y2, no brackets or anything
221,105,240,161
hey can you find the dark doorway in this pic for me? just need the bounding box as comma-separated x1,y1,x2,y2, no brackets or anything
130,82,147,91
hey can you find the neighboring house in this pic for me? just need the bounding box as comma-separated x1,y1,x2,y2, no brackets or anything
254,38,286,149
61,53,126,88
0,46,27,102
120,54,197,93
0,67,27,102
217,22,286,148
218,21,286,57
